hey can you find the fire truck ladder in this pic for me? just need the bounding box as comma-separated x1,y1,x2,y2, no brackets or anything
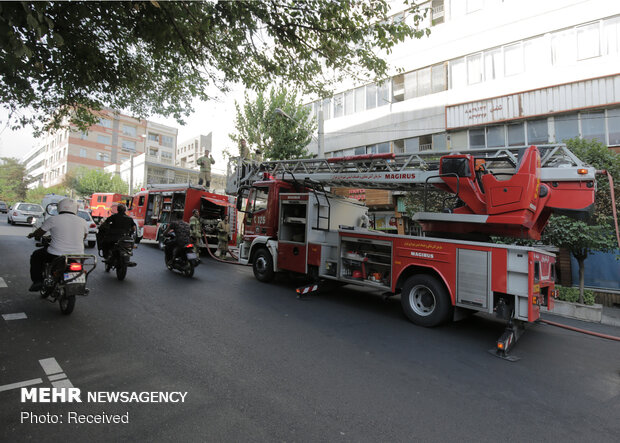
227,144,594,192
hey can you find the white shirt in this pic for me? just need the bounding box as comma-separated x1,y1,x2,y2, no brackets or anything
41,213,88,256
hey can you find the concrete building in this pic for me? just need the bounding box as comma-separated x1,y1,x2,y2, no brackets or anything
22,145,46,189
29,109,178,188
304,0,620,232
176,133,212,169
106,153,200,191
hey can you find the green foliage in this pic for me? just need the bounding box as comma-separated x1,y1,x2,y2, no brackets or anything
556,285,596,306
0,1,429,135
64,168,128,197
542,215,616,260
230,86,316,160
564,138,620,219
0,157,31,202
25,184,69,204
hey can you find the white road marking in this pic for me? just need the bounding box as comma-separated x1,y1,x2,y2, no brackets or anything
0,277,7,287
0,378,43,393
47,373,67,382
39,357,63,375
2,312,27,320
51,379,74,388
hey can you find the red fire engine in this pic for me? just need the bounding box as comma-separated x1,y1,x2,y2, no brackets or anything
90,193,132,223
127,184,237,248
228,144,601,358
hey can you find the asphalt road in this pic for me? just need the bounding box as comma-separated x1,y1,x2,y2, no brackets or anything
1,213,619,442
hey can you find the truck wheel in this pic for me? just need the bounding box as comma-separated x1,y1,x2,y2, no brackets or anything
253,248,274,283
401,274,451,327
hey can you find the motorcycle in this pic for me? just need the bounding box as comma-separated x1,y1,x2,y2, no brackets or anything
102,234,136,281
163,233,200,278
35,236,97,315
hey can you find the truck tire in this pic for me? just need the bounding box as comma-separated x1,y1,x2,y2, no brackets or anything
253,248,274,283
401,274,451,327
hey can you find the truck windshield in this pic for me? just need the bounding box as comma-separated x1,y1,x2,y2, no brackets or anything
246,187,269,213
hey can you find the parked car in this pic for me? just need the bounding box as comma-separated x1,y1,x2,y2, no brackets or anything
0,201,7,213
8,202,44,225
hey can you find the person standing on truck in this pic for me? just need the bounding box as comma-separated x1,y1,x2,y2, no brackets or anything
197,153,215,188
216,215,231,258
189,209,202,255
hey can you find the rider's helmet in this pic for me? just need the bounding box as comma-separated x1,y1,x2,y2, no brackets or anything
58,198,78,215
117,204,127,214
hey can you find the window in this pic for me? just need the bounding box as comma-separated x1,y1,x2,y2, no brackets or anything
366,84,377,110
148,132,159,142
161,151,172,159
524,36,550,71
554,114,579,142
377,142,390,153
417,67,431,96
608,109,620,146
432,133,447,150
354,86,365,113
581,111,605,142
322,97,331,119
333,93,344,117
99,118,112,128
450,131,468,149
486,126,505,147
602,17,620,56
354,147,365,155
366,144,377,154
484,49,503,81
161,135,174,148
122,140,136,152
504,43,523,76
431,63,447,93
392,75,405,102
138,196,145,206
469,128,485,148
577,23,600,60
393,139,405,154
97,152,110,161
149,148,158,156
404,71,417,99
80,131,88,140
419,135,432,151
507,123,525,146
551,29,576,66
467,54,482,85
97,135,111,145
122,125,137,137
344,90,354,115
527,119,548,144
377,82,390,106
449,58,466,89
404,137,419,153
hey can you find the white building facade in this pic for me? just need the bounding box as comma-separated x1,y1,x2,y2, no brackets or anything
306,0,620,157
176,133,212,169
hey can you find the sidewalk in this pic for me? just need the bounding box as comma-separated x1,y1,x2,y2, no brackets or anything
541,305,620,338
601,305,620,328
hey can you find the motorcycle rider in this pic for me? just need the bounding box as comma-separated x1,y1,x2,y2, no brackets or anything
163,217,192,265
98,204,136,261
27,198,88,292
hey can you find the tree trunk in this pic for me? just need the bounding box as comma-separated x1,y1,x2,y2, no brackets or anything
577,257,585,304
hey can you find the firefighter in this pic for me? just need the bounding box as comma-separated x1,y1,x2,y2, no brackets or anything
216,215,231,258
197,153,215,188
189,209,202,255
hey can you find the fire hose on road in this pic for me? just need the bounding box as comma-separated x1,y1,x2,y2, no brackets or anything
201,232,246,265
538,318,620,342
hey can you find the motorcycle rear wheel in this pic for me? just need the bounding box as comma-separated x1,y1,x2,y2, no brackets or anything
59,294,75,315
183,262,194,278
116,263,127,281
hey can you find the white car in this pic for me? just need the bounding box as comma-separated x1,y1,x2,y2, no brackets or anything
7,202,44,225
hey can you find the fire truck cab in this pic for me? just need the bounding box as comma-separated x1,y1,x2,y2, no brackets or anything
128,185,236,248
90,193,132,224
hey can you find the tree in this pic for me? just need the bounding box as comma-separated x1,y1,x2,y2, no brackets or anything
25,184,69,204
230,86,316,160
0,157,30,202
0,1,429,135
64,168,128,197
541,138,620,303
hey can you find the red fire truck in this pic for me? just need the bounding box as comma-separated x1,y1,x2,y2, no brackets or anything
127,184,237,248
229,144,602,358
90,193,132,224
